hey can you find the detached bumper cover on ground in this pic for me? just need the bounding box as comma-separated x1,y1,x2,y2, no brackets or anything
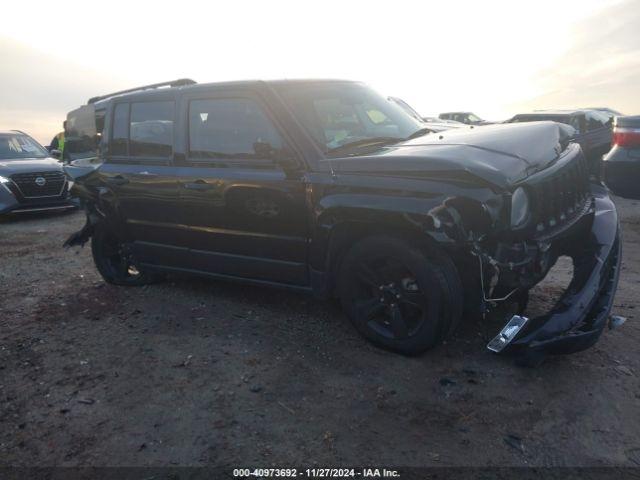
500,185,621,356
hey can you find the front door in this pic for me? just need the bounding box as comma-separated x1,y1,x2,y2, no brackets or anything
173,92,309,286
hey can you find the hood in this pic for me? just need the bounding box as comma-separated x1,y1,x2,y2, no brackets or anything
0,157,63,176
328,121,571,189
422,122,466,132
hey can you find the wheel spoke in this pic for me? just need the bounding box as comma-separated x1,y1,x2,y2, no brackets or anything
401,291,427,310
354,297,384,322
389,303,409,338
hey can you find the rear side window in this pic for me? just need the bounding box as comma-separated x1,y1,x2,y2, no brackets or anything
111,103,129,156
188,98,283,160
130,101,174,157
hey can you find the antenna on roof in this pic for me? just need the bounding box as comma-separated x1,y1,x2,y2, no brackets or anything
87,78,196,104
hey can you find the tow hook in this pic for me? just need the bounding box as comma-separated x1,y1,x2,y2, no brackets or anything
609,315,627,330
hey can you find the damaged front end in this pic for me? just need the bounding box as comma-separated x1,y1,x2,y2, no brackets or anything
487,186,621,360
445,144,622,363
63,205,102,249
62,162,104,249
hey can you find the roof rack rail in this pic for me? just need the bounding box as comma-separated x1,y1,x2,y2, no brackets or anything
87,78,197,104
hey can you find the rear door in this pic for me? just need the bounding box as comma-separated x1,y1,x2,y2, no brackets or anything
171,89,309,286
99,98,183,264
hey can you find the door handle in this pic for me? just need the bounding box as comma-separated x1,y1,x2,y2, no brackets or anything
183,180,214,191
105,175,129,186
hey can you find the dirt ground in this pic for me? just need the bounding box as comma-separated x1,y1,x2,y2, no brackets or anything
1,198,640,468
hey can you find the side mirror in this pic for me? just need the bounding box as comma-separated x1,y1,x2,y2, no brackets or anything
50,149,62,160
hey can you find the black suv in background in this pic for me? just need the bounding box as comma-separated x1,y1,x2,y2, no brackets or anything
0,130,75,215
387,97,464,131
65,79,621,365
439,112,492,125
506,110,613,174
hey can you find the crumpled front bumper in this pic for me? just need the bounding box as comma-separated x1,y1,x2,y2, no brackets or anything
498,185,622,357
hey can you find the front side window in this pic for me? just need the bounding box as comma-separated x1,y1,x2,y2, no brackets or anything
189,98,283,160
278,83,422,154
0,133,48,160
130,101,174,157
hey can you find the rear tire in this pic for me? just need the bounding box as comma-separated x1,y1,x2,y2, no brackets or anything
91,226,160,286
337,235,463,355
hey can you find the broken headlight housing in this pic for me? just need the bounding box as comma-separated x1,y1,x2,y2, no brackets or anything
510,186,530,228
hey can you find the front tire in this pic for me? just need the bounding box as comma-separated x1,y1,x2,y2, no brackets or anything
91,226,159,286
337,235,463,355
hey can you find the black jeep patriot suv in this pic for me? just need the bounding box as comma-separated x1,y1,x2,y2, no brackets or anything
64,78,622,364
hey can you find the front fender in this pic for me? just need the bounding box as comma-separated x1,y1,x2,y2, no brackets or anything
307,176,504,279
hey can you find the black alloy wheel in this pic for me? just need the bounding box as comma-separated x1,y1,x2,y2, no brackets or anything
338,235,462,355
91,226,158,286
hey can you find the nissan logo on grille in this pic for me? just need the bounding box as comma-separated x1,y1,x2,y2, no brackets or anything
35,177,46,187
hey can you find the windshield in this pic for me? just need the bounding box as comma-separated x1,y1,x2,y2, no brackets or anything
0,133,48,160
388,97,424,123
279,83,423,155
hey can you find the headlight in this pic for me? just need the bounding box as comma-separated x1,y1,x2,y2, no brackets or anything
510,187,530,228
0,175,10,184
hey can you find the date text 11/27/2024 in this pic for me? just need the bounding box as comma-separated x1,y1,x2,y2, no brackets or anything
232,468,400,478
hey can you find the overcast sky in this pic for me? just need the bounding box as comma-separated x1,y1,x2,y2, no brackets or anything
0,0,638,145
